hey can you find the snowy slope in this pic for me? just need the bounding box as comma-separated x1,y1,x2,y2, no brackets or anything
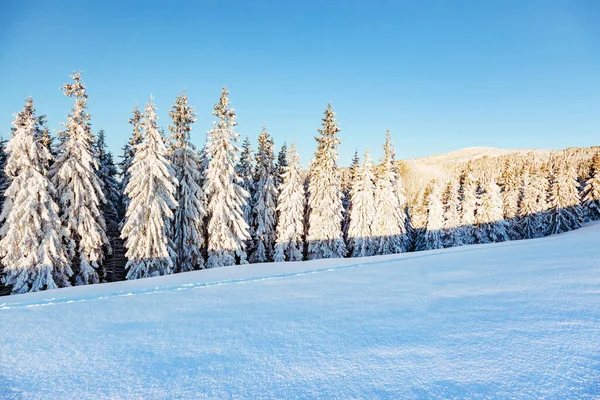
1,225,600,399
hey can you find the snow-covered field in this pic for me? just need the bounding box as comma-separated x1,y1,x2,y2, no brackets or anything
1,225,599,399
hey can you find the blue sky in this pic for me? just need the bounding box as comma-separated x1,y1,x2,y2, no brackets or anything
1,0,599,166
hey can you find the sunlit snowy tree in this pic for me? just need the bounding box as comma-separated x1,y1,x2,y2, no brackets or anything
203,87,250,267
458,163,478,245
274,142,288,189
476,177,510,243
500,157,522,240
121,97,178,279
274,144,305,262
306,104,346,259
0,99,72,294
372,130,406,254
168,93,206,272
347,151,376,257
249,126,278,263
423,180,444,250
547,158,582,235
119,105,144,219
51,72,108,285
581,153,600,222
519,164,549,239
236,136,255,229
442,179,462,248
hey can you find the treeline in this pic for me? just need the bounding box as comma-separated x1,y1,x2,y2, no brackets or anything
1,72,599,295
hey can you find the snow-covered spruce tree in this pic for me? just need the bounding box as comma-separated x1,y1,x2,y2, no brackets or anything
458,163,478,245
274,142,288,189
411,187,430,252
581,153,600,222
424,180,444,250
274,143,306,262
499,157,522,240
0,100,72,294
342,149,360,243
249,126,278,263
118,105,144,220
168,93,206,273
547,158,582,235
203,87,250,268
372,130,406,255
95,129,123,282
519,164,549,239
347,151,376,257
51,72,108,285
121,97,178,279
306,104,346,260
236,136,255,229
441,178,462,248
393,160,410,252
0,136,8,211
476,177,510,243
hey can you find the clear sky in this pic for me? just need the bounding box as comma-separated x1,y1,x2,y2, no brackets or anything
1,0,599,166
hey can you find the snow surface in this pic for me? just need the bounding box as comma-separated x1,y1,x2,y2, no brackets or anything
1,224,600,399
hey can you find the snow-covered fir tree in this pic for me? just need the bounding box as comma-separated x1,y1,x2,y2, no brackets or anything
0,99,72,294
499,157,522,240
274,142,288,188
519,164,549,239
342,149,360,242
35,114,54,170
411,187,429,252
347,151,376,257
424,180,444,250
274,143,305,262
236,136,255,229
203,87,250,268
50,72,108,285
0,135,8,211
458,163,478,245
441,178,462,248
476,177,510,243
249,126,278,263
547,158,582,235
118,105,144,219
95,129,122,281
581,153,600,222
372,130,406,254
306,104,346,259
121,97,178,279
168,93,206,272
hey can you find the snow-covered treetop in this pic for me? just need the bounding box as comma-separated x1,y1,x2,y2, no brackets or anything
213,86,237,130
168,92,197,149
59,71,92,143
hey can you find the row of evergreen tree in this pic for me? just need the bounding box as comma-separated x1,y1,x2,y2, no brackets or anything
1,72,599,295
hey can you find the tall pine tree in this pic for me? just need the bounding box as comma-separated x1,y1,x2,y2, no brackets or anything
249,126,277,263
168,93,206,272
306,104,346,259
424,180,444,250
372,130,406,254
581,153,600,222
547,157,582,235
274,143,306,262
51,72,108,285
442,178,462,248
121,97,178,279
347,151,376,257
203,87,250,268
0,99,72,294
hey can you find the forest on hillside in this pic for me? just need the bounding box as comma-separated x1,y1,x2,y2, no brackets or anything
1,72,599,296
